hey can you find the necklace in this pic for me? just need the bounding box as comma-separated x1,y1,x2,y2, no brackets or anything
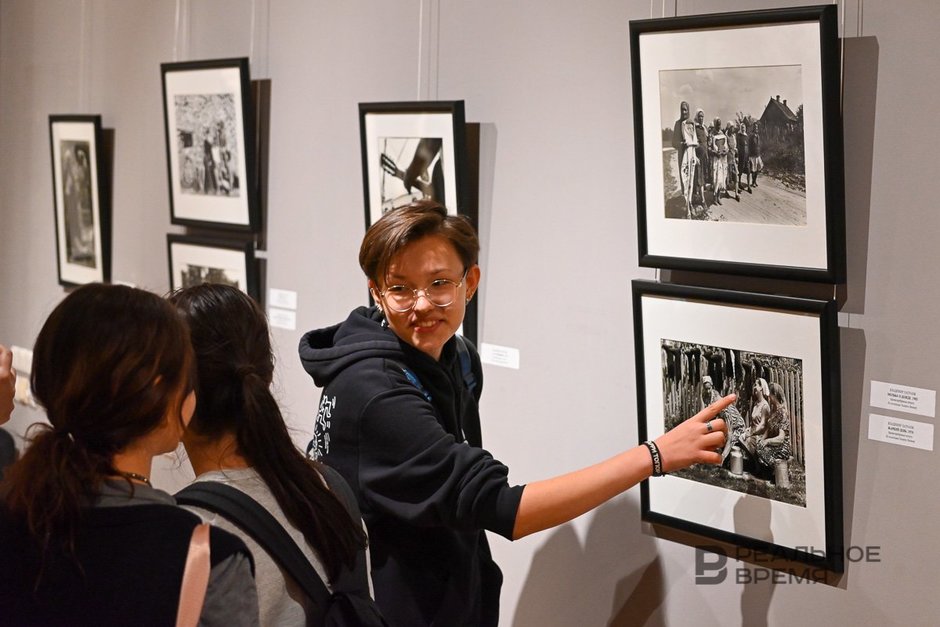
118,471,152,487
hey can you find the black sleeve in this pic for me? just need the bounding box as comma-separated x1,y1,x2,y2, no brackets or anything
356,369,523,540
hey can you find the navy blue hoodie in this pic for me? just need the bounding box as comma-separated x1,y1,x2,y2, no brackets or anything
299,306,524,626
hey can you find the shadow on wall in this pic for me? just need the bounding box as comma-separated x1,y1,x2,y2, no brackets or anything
840,36,879,315
511,497,669,626
735,496,774,627
473,122,498,343
836,326,866,592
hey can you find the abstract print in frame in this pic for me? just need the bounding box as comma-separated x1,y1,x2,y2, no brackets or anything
630,5,844,281
162,57,258,231
632,280,843,572
49,115,111,286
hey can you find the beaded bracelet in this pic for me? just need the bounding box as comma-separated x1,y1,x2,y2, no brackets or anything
643,440,665,476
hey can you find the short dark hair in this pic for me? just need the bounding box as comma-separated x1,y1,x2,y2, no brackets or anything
359,199,479,285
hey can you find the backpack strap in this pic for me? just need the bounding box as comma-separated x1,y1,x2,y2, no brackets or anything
399,365,433,402
175,482,332,612
454,335,478,395
317,466,371,595
399,335,477,403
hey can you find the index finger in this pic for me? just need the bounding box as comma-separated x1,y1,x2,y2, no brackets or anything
695,393,736,421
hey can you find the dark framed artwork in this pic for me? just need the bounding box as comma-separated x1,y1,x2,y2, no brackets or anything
161,57,259,231
167,234,260,302
630,5,844,282
359,100,468,229
359,100,477,344
49,115,111,286
632,280,843,572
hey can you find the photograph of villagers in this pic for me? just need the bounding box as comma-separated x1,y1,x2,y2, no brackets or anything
173,93,241,198
661,339,806,507
659,65,806,224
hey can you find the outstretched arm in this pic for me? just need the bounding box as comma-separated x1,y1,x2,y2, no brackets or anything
511,394,735,540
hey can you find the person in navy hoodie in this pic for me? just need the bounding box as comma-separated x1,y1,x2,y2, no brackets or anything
299,200,734,626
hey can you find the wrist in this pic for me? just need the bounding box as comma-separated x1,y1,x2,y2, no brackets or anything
642,440,665,477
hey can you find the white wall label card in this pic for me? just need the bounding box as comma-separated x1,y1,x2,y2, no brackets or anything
870,380,936,417
868,413,934,451
268,288,298,310
480,342,520,370
268,307,297,331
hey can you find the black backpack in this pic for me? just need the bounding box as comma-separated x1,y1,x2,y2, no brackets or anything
176,480,388,627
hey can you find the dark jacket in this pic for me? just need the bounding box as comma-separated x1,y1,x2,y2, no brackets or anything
299,306,524,627
0,502,252,626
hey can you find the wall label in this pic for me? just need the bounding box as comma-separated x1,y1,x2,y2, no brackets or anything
480,342,520,370
268,288,298,310
870,380,935,418
268,307,297,331
868,413,934,451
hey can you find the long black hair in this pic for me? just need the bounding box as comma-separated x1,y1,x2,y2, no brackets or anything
169,284,366,582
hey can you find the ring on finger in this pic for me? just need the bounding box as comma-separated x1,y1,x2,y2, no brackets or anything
706,420,714,433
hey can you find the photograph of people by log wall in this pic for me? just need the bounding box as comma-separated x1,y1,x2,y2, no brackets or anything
659,65,806,224
661,338,806,507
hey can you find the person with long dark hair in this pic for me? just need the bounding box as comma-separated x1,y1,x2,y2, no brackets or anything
169,284,372,625
0,283,259,625
298,200,734,625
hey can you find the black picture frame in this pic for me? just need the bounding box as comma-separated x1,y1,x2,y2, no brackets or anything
358,100,478,345
630,5,845,282
161,57,259,232
49,114,111,287
358,100,469,229
167,234,260,302
632,279,843,572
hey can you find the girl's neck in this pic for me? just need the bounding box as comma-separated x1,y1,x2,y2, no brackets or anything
111,447,154,484
184,431,251,476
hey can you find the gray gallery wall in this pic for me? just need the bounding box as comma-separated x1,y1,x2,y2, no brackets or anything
1,0,937,624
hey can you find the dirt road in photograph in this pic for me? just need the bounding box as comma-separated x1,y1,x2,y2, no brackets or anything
661,147,806,225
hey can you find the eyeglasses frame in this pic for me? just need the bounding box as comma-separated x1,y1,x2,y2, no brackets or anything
374,270,469,313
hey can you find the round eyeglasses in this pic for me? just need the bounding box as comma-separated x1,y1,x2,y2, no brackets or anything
377,272,467,313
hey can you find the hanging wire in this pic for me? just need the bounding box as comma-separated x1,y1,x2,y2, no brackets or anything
172,0,191,62
416,0,425,100
432,0,440,100
249,0,256,66
78,0,89,111
248,0,271,77
173,0,181,61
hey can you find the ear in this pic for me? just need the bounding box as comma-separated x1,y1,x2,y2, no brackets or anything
465,264,481,300
368,280,382,309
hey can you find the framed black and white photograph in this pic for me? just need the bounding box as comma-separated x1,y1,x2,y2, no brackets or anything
359,101,467,229
161,57,258,231
632,280,843,571
49,115,110,286
630,5,844,281
167,234,259,301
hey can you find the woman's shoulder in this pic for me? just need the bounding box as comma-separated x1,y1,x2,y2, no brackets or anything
88,500,252,566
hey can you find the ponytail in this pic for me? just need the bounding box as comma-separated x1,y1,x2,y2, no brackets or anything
4,426,114,557
170,284,366,583
238,371,366,582
2,284,194,571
